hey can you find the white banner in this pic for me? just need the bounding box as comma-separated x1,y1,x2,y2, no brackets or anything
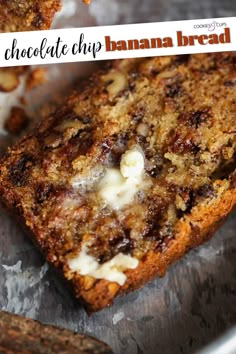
0,17,235,67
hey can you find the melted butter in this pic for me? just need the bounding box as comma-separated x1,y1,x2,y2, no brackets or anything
120,148,145,178
68,245,138,286
98,147,145,210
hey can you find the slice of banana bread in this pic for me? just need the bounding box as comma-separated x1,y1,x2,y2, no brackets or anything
0,53,236,312
0,0,61,32
0,310,112,353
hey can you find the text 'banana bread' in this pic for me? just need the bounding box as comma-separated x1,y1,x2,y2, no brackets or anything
0,53,236,312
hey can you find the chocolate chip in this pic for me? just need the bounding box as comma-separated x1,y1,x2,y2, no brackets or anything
178,109,210,128
59,110,91,125
184,190,196,214
148,165,162,178
109,132,129,164
230,170,236,189
174,54,190,65
8,154,32,187
131,107,145,123
36,183,53,204
169,133,200,155
128,81,136,92
224,80,236,87
144,200,168,241
197,184,214,198
146,153,164,178
109,232,133,255
80,116,91,124
165,83,181,98
101,138,112,155
74,133,93,156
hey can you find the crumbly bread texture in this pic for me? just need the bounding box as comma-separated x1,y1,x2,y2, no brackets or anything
0,0,61,32
0,53,236,312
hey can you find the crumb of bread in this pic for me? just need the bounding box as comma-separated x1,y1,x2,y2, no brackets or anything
26,68,47,92
4,106,29,135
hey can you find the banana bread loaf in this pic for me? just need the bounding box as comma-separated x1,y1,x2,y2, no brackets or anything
0,310,112,353
0,53,236,312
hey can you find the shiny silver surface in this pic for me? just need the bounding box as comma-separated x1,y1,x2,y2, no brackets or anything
197,328,236,354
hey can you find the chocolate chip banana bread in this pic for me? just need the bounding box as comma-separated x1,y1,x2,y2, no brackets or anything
0,310,112,353
0,53,236,312
0,0,61,32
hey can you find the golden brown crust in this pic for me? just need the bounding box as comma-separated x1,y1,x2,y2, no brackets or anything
0,53,236,312
0,0,61,32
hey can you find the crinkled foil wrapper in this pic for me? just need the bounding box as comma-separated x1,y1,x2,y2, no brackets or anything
0,1,236,354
